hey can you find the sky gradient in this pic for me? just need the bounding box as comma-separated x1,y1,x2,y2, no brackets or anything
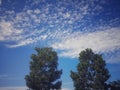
0,0,120,90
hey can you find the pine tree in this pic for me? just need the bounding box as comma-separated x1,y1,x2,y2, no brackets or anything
25,47,62,90
70,48,110,90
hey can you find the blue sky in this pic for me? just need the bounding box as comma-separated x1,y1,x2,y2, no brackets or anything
0,0,120,90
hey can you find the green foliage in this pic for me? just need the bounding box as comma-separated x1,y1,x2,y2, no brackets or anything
25,47,62,90
70,48,110,90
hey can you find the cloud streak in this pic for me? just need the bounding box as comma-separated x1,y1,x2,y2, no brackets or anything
51,27,120,59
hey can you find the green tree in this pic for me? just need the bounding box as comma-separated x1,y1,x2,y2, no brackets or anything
25,47,62,90
70,48,110,90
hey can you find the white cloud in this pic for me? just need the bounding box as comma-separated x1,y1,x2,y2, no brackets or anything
7,39,35,48
0,21,23,41
64,12,71,19
7,34,48,48
34,8,41,14
26,9,33,15
0,0,110,46
52,28,120,58
0,86,27,90
104,50,120,63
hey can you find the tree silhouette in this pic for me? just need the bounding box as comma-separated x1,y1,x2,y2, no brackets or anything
25,47,62,90
71,48,110,90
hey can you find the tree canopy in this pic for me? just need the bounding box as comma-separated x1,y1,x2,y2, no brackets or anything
25,47,62,90
70,48,110,90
